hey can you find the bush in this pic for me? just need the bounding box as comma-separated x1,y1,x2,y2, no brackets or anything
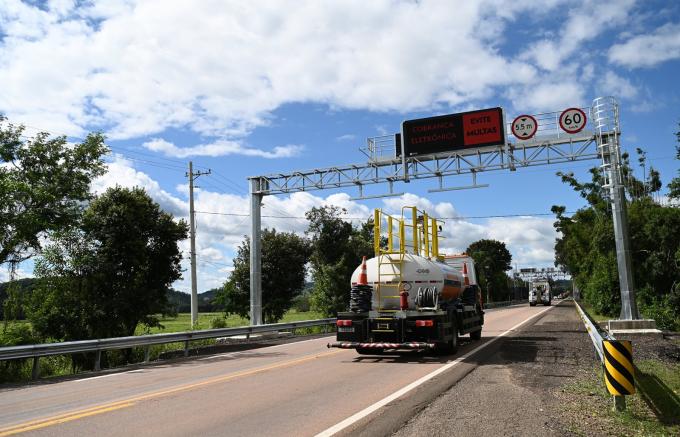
292,294,311,312
210,317,228,329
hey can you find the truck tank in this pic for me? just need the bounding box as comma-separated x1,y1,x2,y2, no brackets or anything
350,253,466,310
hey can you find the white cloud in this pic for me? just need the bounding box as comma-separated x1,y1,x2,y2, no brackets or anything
0,0,570,139
507,80,587,113
380,194,558,266
609,23,680,68
92,154,187,216
598,71,639,100
142,138,303,159
521,0,636,72
336,134,356,142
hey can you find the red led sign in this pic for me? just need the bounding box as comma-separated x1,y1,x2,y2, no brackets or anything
400,107,505,157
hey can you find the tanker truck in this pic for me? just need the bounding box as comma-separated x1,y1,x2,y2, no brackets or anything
328,207,484,355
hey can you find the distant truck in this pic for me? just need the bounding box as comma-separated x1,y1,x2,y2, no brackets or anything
529,279,551,306
328,207,484,355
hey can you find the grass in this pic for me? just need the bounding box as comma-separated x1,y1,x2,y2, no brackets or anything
135,309,326,334
578,301,611,323
560,360,680,436
1,309,329,383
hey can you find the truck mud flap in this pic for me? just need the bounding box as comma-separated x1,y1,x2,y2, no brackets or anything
327,341,436,350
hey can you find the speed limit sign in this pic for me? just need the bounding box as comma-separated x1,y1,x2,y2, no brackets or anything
511,115,538,140
559,108,587,134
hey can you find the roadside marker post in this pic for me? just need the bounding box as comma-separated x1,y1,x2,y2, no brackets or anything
602,339,635,411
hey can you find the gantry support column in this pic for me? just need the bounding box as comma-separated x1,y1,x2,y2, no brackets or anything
249,177,263,326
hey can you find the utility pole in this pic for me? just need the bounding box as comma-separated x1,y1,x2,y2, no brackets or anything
186,161,211,327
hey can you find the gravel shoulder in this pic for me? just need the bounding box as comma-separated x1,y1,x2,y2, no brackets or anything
393,301,597,437
392,300,680,437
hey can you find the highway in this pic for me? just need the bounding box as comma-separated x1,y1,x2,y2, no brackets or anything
0,303,554,436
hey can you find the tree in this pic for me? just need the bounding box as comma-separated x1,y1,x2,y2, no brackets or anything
0,116,108,267
28,187,188,341
465,239,512,302
217,229,311,324
306,206,373,316
553,144,680,329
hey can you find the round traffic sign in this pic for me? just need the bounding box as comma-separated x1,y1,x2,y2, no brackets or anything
511,114,538,140
559,107,587,134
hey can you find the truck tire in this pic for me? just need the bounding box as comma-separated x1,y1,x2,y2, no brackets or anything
437,323,458,355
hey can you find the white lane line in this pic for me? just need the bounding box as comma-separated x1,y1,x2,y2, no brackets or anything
315,304,555,437
73,369,145,383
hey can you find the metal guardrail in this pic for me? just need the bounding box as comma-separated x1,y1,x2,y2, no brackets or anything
0,318,336,379
574,299,611,361
574,300,635,411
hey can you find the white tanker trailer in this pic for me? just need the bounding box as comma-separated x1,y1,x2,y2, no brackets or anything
328,207,484,355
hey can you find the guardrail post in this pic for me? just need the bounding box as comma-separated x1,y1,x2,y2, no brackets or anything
614,395,626,411
184,341,190,357
94,350,101,371
31,356,40,380
144,346,151,363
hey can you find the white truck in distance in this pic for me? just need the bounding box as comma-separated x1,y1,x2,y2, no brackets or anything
529,279,551,306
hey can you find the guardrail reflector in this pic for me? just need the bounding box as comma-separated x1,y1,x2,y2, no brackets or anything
602,340,635,395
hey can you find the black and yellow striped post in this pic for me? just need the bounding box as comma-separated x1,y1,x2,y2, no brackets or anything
602,340,634,411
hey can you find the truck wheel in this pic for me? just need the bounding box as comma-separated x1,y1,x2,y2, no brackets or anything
438,324,458,355
450,324,459,353
470,328,482,341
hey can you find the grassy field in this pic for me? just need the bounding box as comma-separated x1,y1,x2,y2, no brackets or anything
561,360,680,436
135,309,326,335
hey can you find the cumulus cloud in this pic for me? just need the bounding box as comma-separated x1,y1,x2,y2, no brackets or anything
598,71,639,99
142,138,303,159
609,23,680,68
521,0,636,72
91,154,187,216
0,0,572,139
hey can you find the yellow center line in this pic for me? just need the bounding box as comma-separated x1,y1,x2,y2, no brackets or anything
0,349,344,436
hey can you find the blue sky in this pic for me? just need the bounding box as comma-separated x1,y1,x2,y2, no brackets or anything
1,0,679,292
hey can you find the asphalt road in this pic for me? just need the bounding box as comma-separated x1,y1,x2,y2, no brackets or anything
0,303,555,437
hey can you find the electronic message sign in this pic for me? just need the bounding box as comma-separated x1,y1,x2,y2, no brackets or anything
399,107,505,158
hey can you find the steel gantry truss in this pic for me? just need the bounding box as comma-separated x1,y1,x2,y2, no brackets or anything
251,134,598,197
247,96,638,325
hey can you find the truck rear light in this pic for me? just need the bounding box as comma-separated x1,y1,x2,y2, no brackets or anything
336,320,352,327
415,320,434,327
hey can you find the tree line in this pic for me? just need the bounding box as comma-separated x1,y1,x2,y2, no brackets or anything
552,124,680,330
1,117,188,356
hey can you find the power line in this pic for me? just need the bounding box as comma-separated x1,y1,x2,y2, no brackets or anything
193,210,575,220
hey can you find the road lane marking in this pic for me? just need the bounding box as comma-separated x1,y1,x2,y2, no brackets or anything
0,403,135,436
315,304,556,437
73,369,145,382
0,349,344,435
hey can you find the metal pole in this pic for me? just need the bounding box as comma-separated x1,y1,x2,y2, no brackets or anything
250,178,263,326
188,161,199,327
592,97,639,320
186,162,211,328
611,182,639,319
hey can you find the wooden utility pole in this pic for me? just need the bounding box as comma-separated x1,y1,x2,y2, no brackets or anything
186,161,211,327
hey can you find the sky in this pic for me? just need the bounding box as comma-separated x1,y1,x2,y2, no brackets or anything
1,0,679,292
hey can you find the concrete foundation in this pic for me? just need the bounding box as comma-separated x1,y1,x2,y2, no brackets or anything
607,319,663,337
